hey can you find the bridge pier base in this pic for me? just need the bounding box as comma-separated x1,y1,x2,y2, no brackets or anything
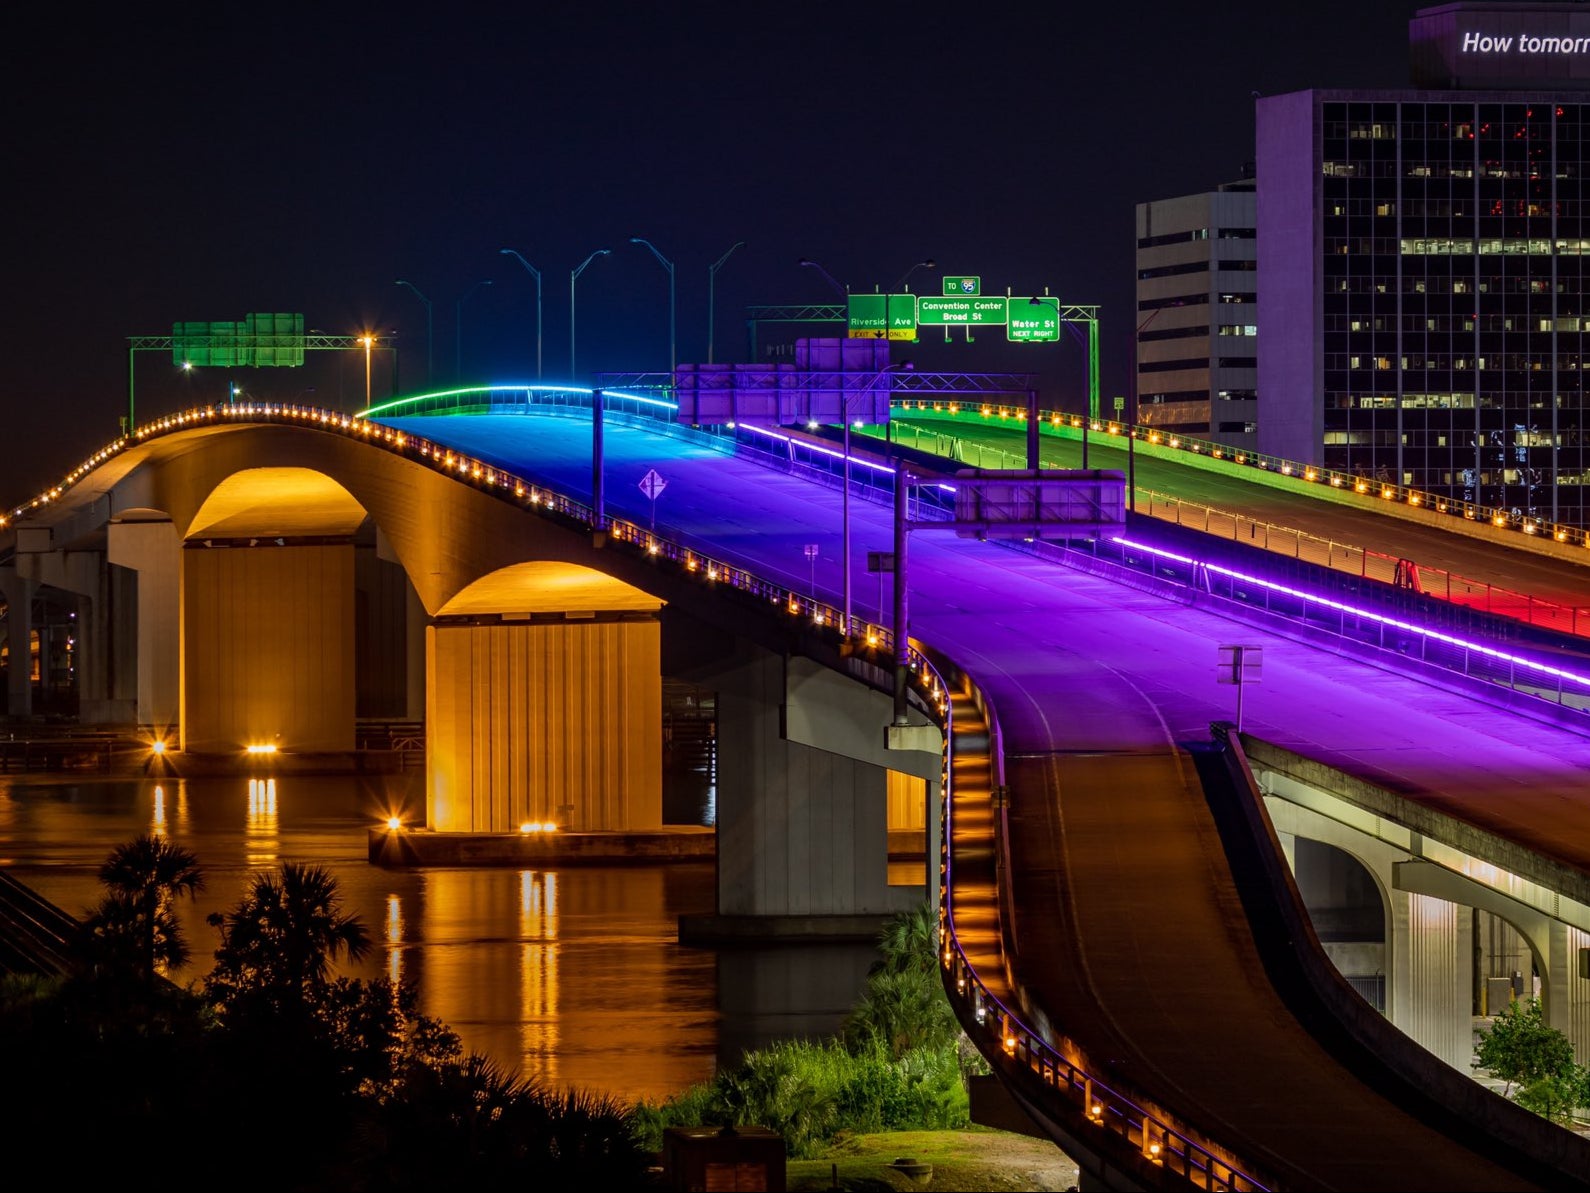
425,615,662,833
107,518,180,731
681,643,941,938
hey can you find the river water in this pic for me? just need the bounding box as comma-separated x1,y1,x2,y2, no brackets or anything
0,769,881,1107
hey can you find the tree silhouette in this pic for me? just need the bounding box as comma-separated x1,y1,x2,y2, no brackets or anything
205,859,372,1018
81,832,205,983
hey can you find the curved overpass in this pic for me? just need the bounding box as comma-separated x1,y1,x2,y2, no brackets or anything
6,397,1590,1189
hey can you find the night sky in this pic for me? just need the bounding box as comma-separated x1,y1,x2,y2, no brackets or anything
4,1,1421,503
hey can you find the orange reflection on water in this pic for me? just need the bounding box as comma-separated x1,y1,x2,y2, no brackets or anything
245,778,278,865
150,784,167,834
386,893,405,986
520,870,560,1087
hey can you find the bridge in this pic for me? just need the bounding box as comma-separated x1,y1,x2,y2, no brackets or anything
4,381,1590,1189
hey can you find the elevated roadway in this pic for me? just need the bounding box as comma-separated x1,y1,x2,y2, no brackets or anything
5,396,1590,1188
374,403,1590,1189
876,409,1590,633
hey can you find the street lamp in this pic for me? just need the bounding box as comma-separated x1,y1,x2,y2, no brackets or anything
499,248,544,380
707,240,745,364
629,237,676,375
1130,301,1183,513
570,248,612,379
455,280,493,381
395,280,434,386
799,257,847,296
894,258,937,292
844,361,912,637
358,334,374,409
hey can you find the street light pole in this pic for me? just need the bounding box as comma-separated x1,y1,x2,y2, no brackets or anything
1129,303,1180,513
707,240,745,364
845,361,910,638
570,248,612,379
629,237,676,375
894,258,937,291
499,249,544,380
798,256,847,297
395,281,434,386
359,334,374,409
455,281,493,382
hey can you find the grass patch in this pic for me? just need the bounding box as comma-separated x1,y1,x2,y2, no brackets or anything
786,1127,1079,1192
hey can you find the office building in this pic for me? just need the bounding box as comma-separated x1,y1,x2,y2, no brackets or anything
1134,175,1259,450
1257,1,1590,528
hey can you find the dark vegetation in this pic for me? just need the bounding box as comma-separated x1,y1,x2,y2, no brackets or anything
0,836,992,1189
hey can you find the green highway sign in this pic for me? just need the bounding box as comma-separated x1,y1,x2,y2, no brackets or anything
1007,299,1061,342
848,293,919,340
943,276,980,296
919,296,1010,326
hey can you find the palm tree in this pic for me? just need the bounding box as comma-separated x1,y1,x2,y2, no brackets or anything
85,833,204,982
207,860,371,1011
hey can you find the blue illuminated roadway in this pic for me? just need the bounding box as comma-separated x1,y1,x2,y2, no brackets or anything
13,384,1590,1191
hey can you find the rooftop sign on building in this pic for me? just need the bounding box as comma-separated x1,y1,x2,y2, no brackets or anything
1412,2,1590,88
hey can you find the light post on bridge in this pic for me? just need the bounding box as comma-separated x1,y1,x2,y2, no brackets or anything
629,237,676,376
499,248,544,380
707,240,745,365
1130,301,1182,513
395,280,434,386
570,248,611,379
844,361,913,639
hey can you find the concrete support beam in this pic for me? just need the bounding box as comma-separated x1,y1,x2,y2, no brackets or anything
107,518,181,730
426,616,662,833
181,542,356,753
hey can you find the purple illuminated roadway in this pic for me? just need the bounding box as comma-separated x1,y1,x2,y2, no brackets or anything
383,407,1590,1189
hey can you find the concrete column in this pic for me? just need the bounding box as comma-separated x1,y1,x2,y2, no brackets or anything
107,519,181,730
181,542,356,753
1389,888,1473,1070
426,616,661,833
0,571,36,718
711,647,936,920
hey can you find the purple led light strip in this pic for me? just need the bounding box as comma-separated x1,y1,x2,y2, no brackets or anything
1113,535,1590,692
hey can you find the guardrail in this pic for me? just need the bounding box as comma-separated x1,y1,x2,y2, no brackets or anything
926,647,1270,1192
884,416,1590,641
895,399,1590,553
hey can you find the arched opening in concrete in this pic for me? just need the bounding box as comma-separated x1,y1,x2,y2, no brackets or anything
1291,836,1389,1011
179,467,380,754
428,561,665,835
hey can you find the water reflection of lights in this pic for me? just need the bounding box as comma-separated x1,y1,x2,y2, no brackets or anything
386,894,405,986
151,784,167,833
520,870,560,1083
245,778,279,864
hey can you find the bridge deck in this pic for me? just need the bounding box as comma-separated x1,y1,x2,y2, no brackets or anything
383,408,1590,1186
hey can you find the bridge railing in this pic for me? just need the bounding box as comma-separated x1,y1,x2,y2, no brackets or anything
883,416,1590,641
926,647,1272,1192
899,399,1590,554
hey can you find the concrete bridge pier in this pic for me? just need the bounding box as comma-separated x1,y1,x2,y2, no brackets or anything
425,612,663,833
180,539,356,753
9,536,128,724
680,641,941,938
1272,803,1472,1070
106,517,180,731
1397,858,1590,1059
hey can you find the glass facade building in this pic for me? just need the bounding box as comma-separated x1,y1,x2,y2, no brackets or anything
1257,5,1590,528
